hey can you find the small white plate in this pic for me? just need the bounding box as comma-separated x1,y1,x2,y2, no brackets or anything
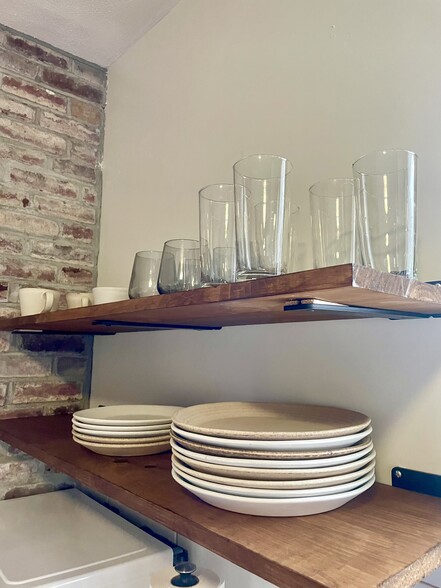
172,469,375,516
172,461,375,499
171,456,376,489
170,438,373,469
73,436,170,456
71,419,171,433
73,431,170,444
172,449,376,480
72,424,170,438
74,405,182,426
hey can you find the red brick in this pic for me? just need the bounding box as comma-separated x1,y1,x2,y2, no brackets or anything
2,76,67,112
12,381,82,403
0,143,46,167
0,233,24,254
0,258,56,282
60,266,93,286
0,355,51,377
40,111,99,144
0,282,8,301
19,334,87,354
72,62,106,87
5,35,70,69
0,383,6,405
34,195,95,223
0,50,39,78
0,185,31,209
0,209,58,236
10,168,78,198
0,96,35,121
52,159,96,182
71,98,102,126
0,117,66,155
83,187,97,205
30,240,94,265
41,69,104,103
56,357,87,378
61,223,93,243
71,143,99,167
0,406,46,419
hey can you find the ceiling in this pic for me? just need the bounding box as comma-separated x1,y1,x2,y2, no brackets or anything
0,0,180,67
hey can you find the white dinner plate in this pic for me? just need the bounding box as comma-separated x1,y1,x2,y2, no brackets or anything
171,456,376,490
71,419,171,433
72,424,171,438
74,405,182,426
170,438,373,469
172,469,375,516
72,431,170,444
172,461,375,499
172,449,376,480
73,436,170,456
173,402,371,440
171,423,372,451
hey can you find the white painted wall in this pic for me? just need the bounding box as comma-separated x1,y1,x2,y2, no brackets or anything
95,1,441,584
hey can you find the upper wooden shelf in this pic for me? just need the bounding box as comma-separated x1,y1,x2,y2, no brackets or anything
2,264,441,335
1,415,441,588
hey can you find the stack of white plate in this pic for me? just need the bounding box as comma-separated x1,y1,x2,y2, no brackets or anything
72,405,182,456
171,402,376,516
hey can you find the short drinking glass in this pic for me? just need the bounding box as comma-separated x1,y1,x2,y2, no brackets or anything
129,250,162,298
157,239,202,294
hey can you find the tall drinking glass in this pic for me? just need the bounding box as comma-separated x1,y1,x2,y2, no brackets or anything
157,239,202,294
310,179,357,268
234,154,293,280
353,149,417,278
199,184,236,285
129,250,162,298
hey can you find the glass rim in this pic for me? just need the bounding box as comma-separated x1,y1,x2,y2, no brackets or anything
352,149,417,176
199,183,235,202
309,178,355,199
134,250,163,257
163,239,200,250
233,153,293,180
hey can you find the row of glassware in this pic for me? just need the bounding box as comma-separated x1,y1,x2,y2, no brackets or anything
129,149,417,297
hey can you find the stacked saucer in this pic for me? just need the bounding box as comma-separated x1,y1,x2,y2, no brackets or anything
171,402,375,516
72,405,182,456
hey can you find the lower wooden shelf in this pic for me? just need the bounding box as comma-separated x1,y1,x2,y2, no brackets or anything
1,415,441,588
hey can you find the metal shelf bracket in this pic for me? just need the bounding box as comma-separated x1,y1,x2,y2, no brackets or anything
392,467,441,498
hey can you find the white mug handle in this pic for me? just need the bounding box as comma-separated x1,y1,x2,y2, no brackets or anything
80,295,89,307
42,291,54,313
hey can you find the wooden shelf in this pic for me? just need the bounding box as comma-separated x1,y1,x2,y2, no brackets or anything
2,265,441,334
1,416,441,588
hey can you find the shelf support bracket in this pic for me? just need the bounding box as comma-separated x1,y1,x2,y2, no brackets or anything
92,319,222,332
284,299,441,320
392,467,441,498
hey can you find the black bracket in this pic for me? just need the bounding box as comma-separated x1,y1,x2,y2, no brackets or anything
392,467,441,498
92,319,222,332
284,299,441,320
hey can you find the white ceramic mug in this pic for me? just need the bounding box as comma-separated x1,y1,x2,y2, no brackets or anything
66,292,93,309
19,288,60,316
92,287,129,305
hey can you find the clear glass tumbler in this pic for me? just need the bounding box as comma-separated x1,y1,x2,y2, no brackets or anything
157,239,202,294
310,179,357,268
353,149,417,278
233,154,293,280
199,184,236,285
128,250,162,298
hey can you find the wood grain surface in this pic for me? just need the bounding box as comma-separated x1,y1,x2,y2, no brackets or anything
1,415,441,588
1,264,441,334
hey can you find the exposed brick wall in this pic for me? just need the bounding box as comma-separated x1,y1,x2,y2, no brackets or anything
0,25,106,498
